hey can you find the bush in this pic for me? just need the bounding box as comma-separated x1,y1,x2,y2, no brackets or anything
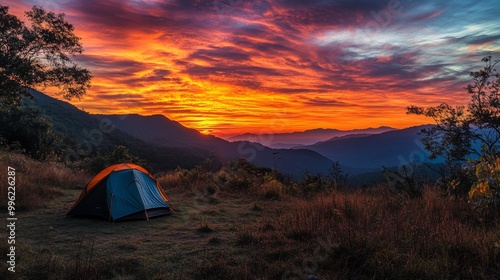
468,156,500,217
260,178,285,200
293,172,326,196
82,145,146,173
0,105,66,160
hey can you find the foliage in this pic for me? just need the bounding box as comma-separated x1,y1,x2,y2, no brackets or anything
0,151,88,210
0,5,91,107
383,164,423,199
327,161,348,189
293,171,327,196
83,145,147,174
259,176,285,199
2,149,500,279
468,155,500,216
407,56,500,196
0,105,65,160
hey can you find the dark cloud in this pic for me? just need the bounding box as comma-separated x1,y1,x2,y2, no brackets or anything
76,55,146,70
261,87,330,94
275,0,385,12
69,0,219,38
302,97,350,107
189,46,251,62
235,24,273,38
144,69,171,81
182,64,289,78
274,0,390,28
231,37,294,54
467,35,500,45
75,55,150,78
409,8,447,22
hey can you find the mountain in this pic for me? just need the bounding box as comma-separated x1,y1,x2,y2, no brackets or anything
29,90,333,177
95,114,227,149
96,114,334,178
227,127,396,148
30,90,211,171
302,125,438,174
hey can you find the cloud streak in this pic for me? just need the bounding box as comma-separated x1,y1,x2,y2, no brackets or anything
5,0,500,136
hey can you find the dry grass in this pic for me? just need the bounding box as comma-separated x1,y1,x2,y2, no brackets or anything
269,187,500,279
1,151,499,279
0,151,90,210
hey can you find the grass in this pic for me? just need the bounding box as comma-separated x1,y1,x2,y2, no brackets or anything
0,151,90,210
0,151,499,279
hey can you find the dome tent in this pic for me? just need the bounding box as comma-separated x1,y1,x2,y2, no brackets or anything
67,163,171,222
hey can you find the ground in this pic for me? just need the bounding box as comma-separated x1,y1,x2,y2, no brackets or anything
1,151,499,279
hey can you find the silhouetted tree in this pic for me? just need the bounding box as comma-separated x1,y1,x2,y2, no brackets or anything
0,5,91,107
327,161,348,189
407,56,500,195
84,145,147,173
0,105,64,160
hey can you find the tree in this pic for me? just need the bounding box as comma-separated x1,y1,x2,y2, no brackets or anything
407,56,500,196
83,145,147,173
0,105,64,160
327,161,348,189
0,5,91,107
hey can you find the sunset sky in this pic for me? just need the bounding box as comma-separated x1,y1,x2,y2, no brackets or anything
5,0,500,137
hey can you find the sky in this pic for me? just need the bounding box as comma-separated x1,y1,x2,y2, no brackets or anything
4,0,500,137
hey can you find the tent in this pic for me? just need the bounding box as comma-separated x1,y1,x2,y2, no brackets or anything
67,163,171,222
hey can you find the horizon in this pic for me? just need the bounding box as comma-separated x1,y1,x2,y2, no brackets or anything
75,109,431,140
33,90,429,139
4,0,500,137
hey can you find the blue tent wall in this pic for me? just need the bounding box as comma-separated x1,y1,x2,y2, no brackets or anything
67,163,171,222
107,169,170,221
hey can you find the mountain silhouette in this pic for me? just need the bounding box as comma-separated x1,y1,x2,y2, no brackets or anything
96,114,334,178
302,125,437,174
227,127,395,148
29,90,333,177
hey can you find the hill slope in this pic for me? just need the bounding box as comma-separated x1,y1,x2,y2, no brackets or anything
30,91,333,177
303,125,437,173
30,90,212,171
227,126,395,148
96,114,227,149
96,114,334,177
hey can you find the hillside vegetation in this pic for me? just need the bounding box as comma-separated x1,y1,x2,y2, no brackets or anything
1,151,499,279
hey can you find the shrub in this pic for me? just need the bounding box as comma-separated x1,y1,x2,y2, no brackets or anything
82,145,146,174
293,172,326,196
468,155,500,217
260,179,285,200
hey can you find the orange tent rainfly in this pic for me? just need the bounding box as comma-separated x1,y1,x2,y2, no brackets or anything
67,163,172,222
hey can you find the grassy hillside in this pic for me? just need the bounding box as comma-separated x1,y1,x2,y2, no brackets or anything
29,90,213,171
95,114,334,177
28,90,333,177
1,151,499,279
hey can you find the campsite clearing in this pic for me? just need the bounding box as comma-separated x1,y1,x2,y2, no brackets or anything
6,187,295,279
1,152,499,279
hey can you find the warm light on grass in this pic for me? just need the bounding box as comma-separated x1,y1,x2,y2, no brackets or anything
1,152,498,279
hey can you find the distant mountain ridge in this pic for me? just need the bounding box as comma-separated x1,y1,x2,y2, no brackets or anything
29,90,333,177
30,90,212,171
227,126,396,148
96,114,334,178
95,114,227,149
302,125,438,173
29,90,441,180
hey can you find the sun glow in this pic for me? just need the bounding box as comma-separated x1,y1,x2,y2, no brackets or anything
5,0,499,137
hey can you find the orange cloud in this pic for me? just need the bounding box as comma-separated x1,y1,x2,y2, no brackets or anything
4,0,500,138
